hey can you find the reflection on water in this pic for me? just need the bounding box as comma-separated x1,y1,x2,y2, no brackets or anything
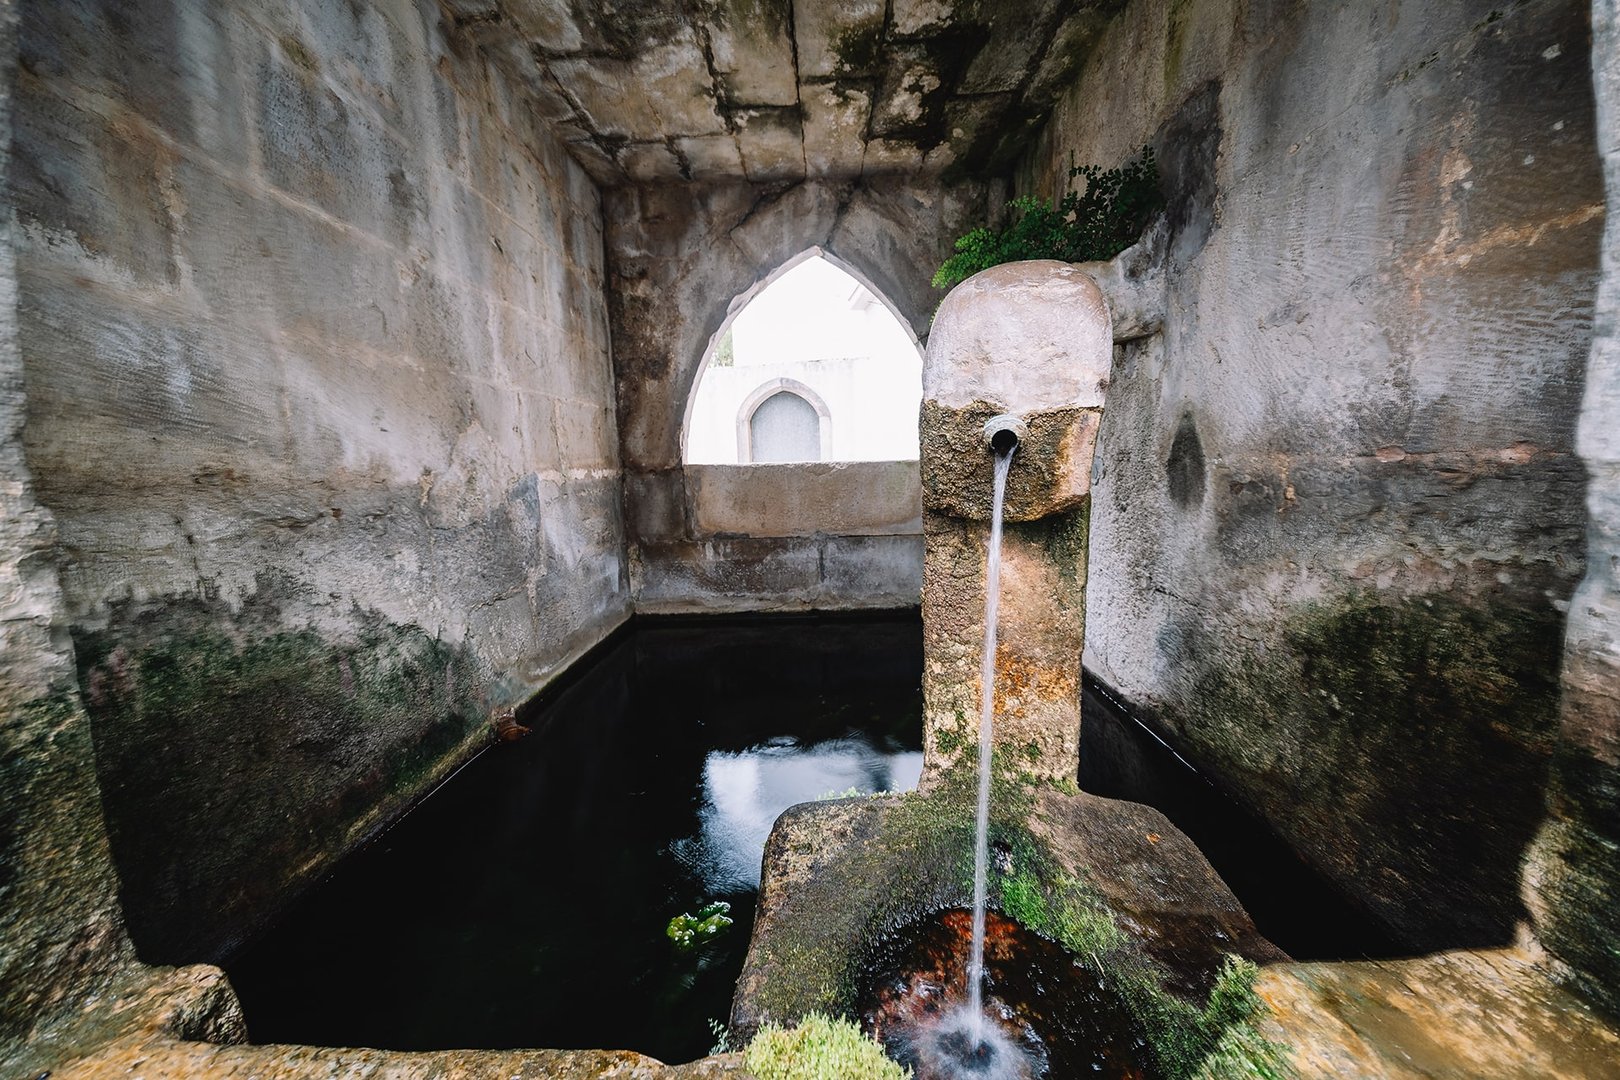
692,740,926,891
227,613,924,1064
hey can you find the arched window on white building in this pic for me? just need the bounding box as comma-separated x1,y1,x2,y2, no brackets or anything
740,379,831,462
684,253,921,465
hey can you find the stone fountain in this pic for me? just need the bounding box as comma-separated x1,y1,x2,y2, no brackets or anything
918,260,1113,786
729,261,1285,1079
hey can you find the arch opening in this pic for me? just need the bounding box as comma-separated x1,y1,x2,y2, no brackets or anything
684,253,923,465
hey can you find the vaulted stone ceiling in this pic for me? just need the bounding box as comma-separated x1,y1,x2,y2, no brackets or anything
442,0,1123,185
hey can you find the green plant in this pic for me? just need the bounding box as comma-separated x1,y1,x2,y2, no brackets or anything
932,147,1162,290
743,1012,911,1080
708,1017,732,1055
667,900,734,950
713,328,736,367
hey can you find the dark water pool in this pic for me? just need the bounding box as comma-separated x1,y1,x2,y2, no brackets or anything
228,612,1397,1063
226,613,925,1062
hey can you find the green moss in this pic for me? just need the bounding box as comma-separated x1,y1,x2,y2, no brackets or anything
668,901,734,950
999,863,1123,959
1163,0,1196,93
989,834,1288,1079
1185,588,1565,943
744,773,1049,1023
73,607,487,961
1040,504,1092,587
744,1012,910,1080
1193,1024,1293,1080
1528,798,1620,1017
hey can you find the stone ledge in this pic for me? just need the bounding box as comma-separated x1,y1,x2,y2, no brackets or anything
1258,945,1620,1078
5,962,753,1079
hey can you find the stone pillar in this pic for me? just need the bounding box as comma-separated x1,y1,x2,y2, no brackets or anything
919,261,1112,784
1522,0,1620,1016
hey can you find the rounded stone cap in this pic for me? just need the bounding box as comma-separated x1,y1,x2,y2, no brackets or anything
924,261,1113,411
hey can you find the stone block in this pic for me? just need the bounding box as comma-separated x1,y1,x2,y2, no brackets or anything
11,79,178,286
793,0,884,79
619,140,685,182
18,288,288,495
19,0,251,167
924,261,1112,413
503,0,584,52
959,0,1064,94
687,461,923,538
921,403,1101,522
707,0,797,106
675,134,745,180
736,108,806,181
922,262,1112,522
623,468,689,543
801,84,870,177
819,534,925,607
633,537,825,613
256,41,414,242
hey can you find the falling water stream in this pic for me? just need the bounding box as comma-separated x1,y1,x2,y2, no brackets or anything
968,446,1015,1044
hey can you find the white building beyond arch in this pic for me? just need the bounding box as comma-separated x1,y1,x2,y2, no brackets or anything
684,255,922,464
737,379,832,462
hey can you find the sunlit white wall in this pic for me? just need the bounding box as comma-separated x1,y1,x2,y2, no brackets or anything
685,257,922,464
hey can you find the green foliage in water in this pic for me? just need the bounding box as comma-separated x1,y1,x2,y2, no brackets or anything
743,1012,911,1080
667,901,733,950
931,148,1162,290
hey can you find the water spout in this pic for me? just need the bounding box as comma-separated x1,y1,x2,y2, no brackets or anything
967,443,1015,1044
982,414,1026,456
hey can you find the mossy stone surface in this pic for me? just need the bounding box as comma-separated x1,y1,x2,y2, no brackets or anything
73,586,489,964
730,779,1284,1077
1173,590,1566,949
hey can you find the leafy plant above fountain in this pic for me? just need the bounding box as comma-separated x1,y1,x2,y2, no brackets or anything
931,148,1163,290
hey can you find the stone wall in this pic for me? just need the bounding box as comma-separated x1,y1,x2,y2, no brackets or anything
607,177,998,612
1524,0,1620,1016
1020,0,1603,950
10,0,627,965
0,0,135,1044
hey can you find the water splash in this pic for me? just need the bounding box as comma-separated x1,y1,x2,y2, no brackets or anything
968,447,1015,1040
907,1006,1046,1080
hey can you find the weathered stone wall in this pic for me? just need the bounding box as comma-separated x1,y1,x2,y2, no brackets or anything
0,0,135,1045
11,0,627,965
607,177,1000,612
1020,0,1603,950
1524,0,1620,1016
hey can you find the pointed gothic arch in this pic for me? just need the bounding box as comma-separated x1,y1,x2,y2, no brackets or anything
682,248,922,465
